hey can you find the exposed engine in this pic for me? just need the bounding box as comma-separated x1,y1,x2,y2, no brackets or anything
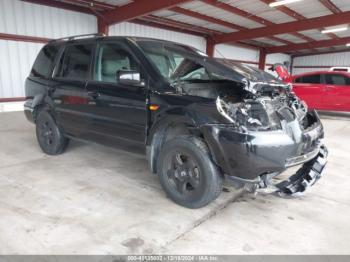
216,87,312,132
176,78,316,133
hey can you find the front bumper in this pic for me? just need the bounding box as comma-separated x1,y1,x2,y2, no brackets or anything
273,145,328,195
201,110,325,181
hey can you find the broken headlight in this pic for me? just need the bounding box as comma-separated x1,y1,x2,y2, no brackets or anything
216,97,272,131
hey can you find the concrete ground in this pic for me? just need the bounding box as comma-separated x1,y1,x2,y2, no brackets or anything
0,111,349,255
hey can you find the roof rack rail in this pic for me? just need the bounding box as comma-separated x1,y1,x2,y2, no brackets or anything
49,33,105,43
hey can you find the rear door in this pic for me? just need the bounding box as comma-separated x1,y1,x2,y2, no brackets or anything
292,73,325,109
51,43,94,138
324,73,350,111
85,41,148,146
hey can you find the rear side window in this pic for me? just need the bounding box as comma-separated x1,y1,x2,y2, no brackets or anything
325,74,349,86
56,44,93,81
295,74,321,84
31,45,60,78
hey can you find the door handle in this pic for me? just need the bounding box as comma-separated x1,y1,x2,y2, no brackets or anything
87,91,100,98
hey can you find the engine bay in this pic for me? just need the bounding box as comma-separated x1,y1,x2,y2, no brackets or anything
217,91,311,132
177,80,314,132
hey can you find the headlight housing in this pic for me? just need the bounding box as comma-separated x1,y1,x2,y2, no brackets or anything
216,97,271,131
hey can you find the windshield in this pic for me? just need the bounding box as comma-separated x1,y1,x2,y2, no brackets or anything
136,39,283,90
137,40,222,83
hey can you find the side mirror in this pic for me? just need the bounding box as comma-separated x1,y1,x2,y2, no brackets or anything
116,70,144,86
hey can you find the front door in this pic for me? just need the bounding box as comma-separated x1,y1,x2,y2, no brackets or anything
85,41,147,146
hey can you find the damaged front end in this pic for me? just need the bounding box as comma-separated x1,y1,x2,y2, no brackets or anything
204,79,328,197
250,145,328,197
275,145,328,196
215,81,304,132
152,51,328,197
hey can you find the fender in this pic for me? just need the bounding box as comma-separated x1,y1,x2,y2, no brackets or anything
25,94,57,124
24,92,46,123
146,109,199,174
31,93,45,109
24,77,58,122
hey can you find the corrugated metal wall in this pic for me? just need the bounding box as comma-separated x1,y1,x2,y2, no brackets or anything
215,44,259,65
0,41,43,98
109,24,292,72
0,0,97,98
0,0,292,99
293,51,350,75
266,53,291,67
109,23,290,72
215,44,291,77
215,44,290,68
109,22,207,52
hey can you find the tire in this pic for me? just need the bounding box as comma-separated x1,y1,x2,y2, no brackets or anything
157,136,223,208
35,109,69,155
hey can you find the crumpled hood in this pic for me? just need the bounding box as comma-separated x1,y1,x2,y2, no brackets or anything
195,57,289,93
135,39,287,94
213,58,279,82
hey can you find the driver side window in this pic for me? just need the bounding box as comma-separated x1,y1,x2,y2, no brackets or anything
95,43,140,83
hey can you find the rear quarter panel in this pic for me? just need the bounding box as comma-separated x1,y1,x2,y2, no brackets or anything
25,77,48,100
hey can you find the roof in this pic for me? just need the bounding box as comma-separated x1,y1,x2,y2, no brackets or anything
48,34,197,47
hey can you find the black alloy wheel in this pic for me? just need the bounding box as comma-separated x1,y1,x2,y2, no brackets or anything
166,153,201,196
36,109,69,155
158,136,223,208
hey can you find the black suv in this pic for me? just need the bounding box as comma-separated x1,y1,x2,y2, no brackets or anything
25,34,328,208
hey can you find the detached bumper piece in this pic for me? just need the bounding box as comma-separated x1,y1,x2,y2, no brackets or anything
275,145,328,196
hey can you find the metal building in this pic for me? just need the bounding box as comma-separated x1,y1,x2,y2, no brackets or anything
2,0,349,100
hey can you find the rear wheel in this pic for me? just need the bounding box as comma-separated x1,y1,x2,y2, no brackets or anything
36,109,69,155
157,136,223,208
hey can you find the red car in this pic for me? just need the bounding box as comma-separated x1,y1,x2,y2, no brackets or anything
272,65,350,112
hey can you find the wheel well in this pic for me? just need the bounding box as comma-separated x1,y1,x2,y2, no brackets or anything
163,123,191,142
32,104,46,123
147,122,204,174
33,102,57,123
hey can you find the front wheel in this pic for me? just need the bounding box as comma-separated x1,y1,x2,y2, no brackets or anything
36,109,69,155
157,136,223,208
